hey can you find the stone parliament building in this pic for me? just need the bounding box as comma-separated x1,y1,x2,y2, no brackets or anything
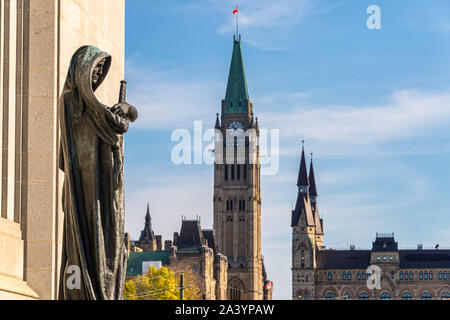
126,35,272,300
291,147,450,300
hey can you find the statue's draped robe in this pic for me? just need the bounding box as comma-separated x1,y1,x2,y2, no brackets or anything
59,46,128,300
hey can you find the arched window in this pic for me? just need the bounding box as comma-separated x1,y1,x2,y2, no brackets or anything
445,272,448,280
228,278,244,300
297,290,303,300
344,292,351,300
419,272,423,280
328,272,332,280
362,272,366,280
409,271,413,280
400,271,403,280
347,272,352,280
325,292,336,300
357,272,361,280
439,271,443,280
429,271,433,280
421,292,432,300
424,271,428,280
342,272,346,280
359,292,369,300
380,292,391,300
304,290,309,300
402,292,412,300
404,272,408,280
441,292,450,300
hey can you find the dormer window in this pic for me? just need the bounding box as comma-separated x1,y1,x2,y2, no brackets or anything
298,186,308,193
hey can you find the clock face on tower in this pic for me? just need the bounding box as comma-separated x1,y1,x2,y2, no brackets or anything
228,121,244,131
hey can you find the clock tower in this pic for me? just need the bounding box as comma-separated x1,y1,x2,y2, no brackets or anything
213,35,265,300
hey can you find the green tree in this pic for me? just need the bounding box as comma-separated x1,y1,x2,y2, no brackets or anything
124,265,202,300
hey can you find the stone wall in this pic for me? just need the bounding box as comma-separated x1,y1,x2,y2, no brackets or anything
0,0,125,300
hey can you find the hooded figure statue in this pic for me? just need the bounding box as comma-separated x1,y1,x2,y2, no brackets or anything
58,46,137,300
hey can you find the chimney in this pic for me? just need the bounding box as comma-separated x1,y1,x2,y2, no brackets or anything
156,235,162,251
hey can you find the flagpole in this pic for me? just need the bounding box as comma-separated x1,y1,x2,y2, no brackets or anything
236,5,239,38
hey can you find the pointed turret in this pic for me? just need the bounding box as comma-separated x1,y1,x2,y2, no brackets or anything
292,144,314,227
224,35,249,114
215,113,221,129
309,156,323,236
309,156,318,202
139,203,155,242
297,143,309,193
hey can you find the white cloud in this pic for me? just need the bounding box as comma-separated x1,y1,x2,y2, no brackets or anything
125,57,221,131
259,89,450,146
178,0,340,50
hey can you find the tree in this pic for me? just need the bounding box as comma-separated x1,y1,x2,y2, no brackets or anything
124,265,202,300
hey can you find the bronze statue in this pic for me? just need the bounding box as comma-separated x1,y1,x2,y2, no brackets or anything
58,46,137,299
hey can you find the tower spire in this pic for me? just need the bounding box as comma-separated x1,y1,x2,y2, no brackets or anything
297,142,309,192
309,154,318,200
224,36,249,114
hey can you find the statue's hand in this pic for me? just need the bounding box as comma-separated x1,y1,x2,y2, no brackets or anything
111,103,138,122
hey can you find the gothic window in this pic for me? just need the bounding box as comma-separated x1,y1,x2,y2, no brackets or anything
402,292,412,300
229,278,244,300
439,271,443,280
357,272,361,280
362,271,366,280
380,292,391,300
243,164,247,180
304,290,309,300
342,272,346,280
300,250,305,263
405,271,408,280
410,271,413,280
419,272,423,280
225,165,228,180
421,292,432,300
325,292,336,300
344,292,351,300
400,271,404,280
328,272,332,280
429,271,433,280
296,290,303,300
359,292,369,300
424,271,428,280
231,165,235,180
441,292,450,300
348,272,352,280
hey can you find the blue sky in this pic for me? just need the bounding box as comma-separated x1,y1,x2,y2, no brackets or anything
123,0,450,299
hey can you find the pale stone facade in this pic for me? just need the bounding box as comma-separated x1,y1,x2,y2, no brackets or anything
291,148,450,300
213,36,269,300
0,0,125,299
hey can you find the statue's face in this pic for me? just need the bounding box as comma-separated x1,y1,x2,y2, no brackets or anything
92,59,105,85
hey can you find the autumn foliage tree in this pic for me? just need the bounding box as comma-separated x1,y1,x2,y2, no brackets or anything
124,265,202,300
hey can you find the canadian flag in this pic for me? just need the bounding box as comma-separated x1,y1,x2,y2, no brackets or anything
264,281,273,290
233,6,238,15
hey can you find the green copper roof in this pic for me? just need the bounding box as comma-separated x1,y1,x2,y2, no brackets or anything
126,251,170,277
224,36,249,114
